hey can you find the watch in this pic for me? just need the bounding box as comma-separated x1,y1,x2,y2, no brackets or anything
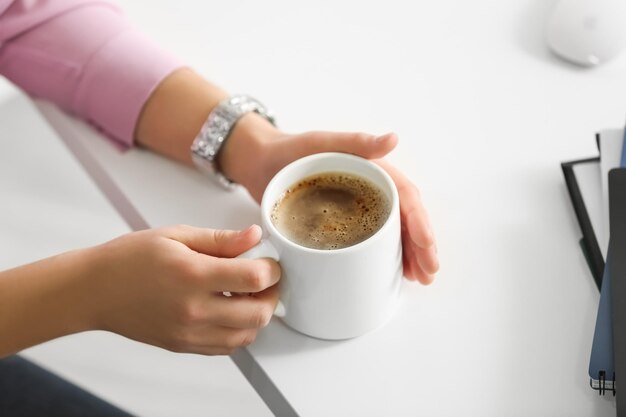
190,95,276,189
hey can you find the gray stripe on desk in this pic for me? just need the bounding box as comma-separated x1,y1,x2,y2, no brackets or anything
231,349,298,417
35,102,150,232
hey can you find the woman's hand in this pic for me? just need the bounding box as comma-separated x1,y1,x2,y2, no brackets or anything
87,224,280,355
219,114,439,285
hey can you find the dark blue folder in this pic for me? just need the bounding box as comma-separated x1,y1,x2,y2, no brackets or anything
589,248,614,394
589,168,626,401
587,129,626,397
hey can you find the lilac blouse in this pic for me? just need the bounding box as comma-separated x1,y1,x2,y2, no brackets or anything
0,0,184,146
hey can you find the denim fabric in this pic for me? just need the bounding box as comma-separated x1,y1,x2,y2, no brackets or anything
0,355,134,416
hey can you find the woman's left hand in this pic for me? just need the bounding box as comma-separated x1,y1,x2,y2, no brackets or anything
219,114,439,284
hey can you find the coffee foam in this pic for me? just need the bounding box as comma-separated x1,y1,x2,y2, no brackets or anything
270,172,390,250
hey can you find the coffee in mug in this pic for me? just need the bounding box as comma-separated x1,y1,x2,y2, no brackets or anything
270,172,390,250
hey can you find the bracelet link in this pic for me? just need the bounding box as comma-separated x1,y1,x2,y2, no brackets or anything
191,95,275,189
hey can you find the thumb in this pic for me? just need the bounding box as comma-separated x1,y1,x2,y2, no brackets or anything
283,131,398,161
165,224,262,258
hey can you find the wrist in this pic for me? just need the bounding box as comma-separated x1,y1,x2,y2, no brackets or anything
54,248,104,334
217,111,282,190
74,243,121,332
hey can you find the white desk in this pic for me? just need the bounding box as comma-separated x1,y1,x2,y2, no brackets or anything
22,0,626,414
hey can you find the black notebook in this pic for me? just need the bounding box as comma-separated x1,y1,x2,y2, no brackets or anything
609,169,626,411
561,157,605,288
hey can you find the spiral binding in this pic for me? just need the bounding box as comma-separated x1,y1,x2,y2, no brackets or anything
590,371,616,396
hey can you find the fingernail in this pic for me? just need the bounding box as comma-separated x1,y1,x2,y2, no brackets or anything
240,224,260,236
422,218,435,247
376,132,396,142
416,229,434,249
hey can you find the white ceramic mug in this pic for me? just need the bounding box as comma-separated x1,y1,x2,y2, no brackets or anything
239,152,402,340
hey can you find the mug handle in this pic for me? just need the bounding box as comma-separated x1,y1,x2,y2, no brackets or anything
237,239,286,317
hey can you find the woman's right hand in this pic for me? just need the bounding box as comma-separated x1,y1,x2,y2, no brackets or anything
85,224,280,355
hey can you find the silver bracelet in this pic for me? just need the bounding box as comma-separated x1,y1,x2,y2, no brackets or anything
190,95,276,189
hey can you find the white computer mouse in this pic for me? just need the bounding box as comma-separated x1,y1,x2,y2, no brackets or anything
547,0,626,66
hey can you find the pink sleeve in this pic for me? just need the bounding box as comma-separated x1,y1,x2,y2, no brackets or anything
0,1,185,147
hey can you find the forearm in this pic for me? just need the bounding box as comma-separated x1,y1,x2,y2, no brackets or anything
0,249,97,357
134,68,228,166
